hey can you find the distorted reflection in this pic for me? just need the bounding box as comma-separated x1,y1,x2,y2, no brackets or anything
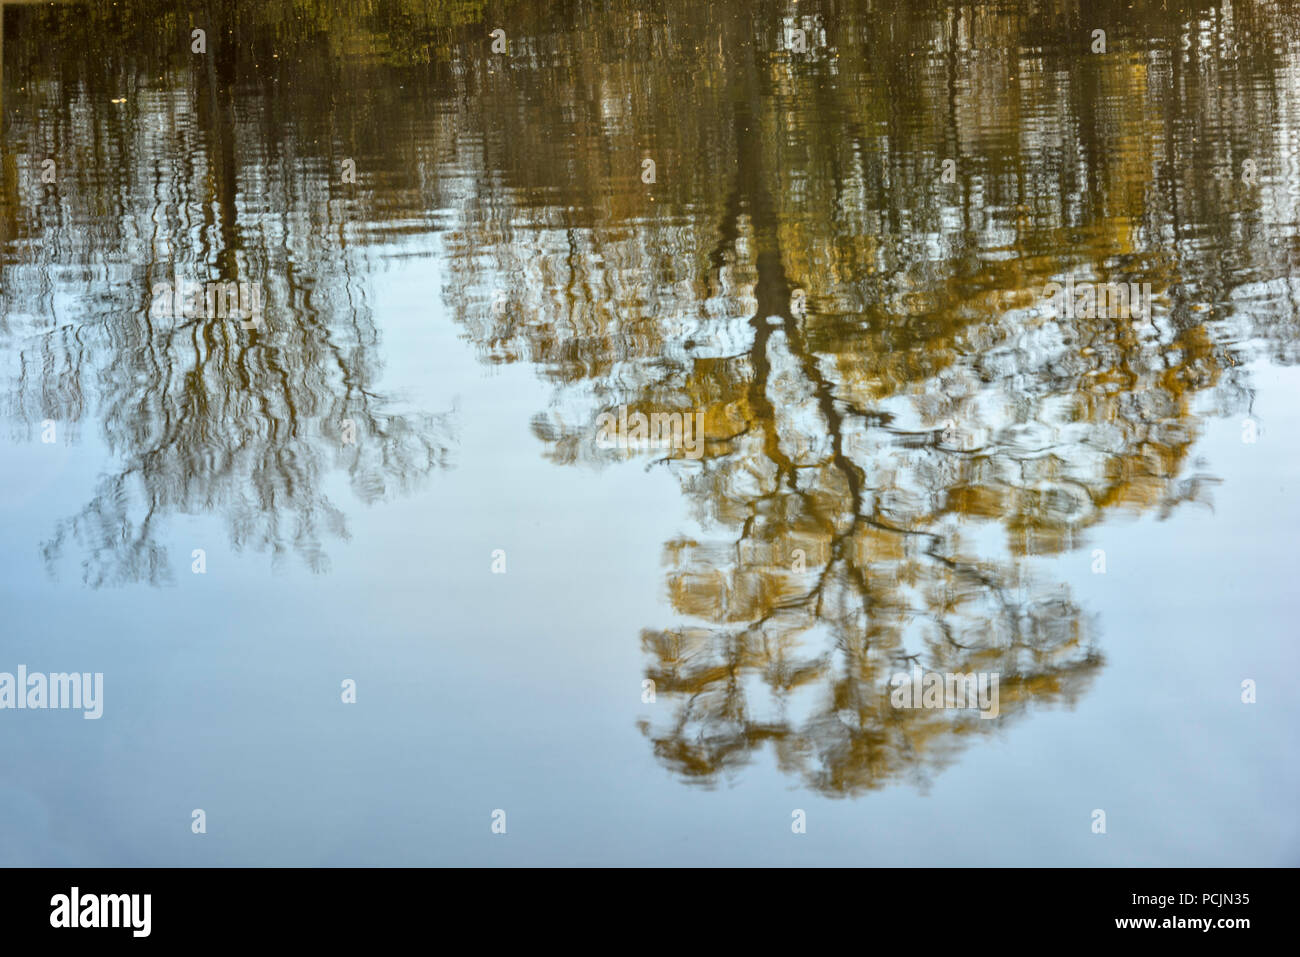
439,0,1297,791
2,0,1297,791
2,0,458,585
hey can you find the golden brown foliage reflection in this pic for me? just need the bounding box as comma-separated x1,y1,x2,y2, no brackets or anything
439,0,1299,791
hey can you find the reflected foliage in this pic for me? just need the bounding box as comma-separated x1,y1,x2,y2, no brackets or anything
435,0,1299,791
2,0,1297,788
1,0,459,584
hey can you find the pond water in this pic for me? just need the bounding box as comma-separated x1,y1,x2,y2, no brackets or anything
0,0,1297,865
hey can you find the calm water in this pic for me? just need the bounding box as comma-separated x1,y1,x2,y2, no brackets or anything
1,0,1298,865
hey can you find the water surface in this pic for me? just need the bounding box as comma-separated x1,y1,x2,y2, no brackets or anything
1,0,1298,865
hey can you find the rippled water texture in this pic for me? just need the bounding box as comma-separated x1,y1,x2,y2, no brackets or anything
1,0,1297,865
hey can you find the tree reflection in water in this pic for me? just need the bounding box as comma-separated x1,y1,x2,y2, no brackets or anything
2,0,1297,789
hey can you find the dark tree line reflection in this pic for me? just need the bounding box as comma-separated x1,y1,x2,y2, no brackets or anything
2,0,1297,788
2,0,460,585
